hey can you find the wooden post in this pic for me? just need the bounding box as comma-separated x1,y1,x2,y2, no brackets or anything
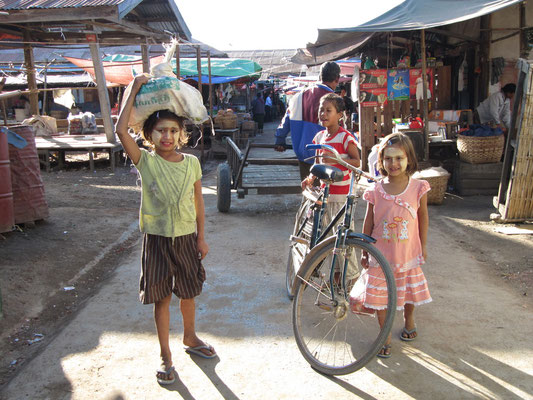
88,32,115,143
175,40,180,78
141,40,150,74
43,59,48,115
421,29,429,161
520,3,528,59
23,30,39,116
196,45,204,162
208,50,213,117
0,77,7,125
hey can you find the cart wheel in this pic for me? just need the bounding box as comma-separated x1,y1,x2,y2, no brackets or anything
217,163,231,212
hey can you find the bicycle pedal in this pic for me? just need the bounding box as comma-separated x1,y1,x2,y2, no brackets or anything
290,235,310,246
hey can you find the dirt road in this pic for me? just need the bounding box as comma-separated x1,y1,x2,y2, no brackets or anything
1,123,532,399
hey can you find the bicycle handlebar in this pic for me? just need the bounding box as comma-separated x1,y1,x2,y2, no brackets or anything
305,143,376,182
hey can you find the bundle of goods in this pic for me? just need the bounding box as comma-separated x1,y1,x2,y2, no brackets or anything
81,112,98,134
21,115,58,137
456,124,504,164
123,39,209,133
67,113,83,135
413,166,450,205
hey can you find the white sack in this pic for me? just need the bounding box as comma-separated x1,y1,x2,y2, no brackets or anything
123,39,209,132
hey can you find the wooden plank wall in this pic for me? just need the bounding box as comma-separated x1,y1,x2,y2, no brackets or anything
359,66,451,169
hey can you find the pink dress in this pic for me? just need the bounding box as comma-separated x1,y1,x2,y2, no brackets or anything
362,178,432,310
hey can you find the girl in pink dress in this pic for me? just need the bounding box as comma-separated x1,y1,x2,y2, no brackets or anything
361,132,432,358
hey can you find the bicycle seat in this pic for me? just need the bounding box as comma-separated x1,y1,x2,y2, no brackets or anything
310,164,344,183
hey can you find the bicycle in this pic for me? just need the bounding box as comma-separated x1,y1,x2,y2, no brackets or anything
289,143,397,375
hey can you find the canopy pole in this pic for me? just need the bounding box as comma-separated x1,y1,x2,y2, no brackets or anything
141,39,149,74
421,28,429,161
23,30,39,117
208,50,213,117
196,45,204,163
88,31,115,143
175,38,180,78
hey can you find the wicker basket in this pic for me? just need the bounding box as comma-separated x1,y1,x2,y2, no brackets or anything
241,120,255,131
457,134,504,164
221,115,237,129
418,174,450,205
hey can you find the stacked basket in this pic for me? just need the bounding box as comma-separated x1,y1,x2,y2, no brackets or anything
413,167,450,205
456,134,504,164
214,109,237,129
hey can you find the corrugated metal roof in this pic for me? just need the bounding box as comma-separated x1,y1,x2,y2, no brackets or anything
0,0,124,10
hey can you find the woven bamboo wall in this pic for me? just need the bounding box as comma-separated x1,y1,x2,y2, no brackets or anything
506,70,533,220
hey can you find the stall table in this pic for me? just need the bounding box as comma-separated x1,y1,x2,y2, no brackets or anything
35,134,123,172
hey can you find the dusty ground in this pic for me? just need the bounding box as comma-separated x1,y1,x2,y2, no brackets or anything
0,124,532,395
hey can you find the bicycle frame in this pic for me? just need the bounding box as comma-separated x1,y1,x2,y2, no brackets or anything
305,143,374,305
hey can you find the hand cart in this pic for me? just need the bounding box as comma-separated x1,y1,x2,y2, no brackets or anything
216,138,302,212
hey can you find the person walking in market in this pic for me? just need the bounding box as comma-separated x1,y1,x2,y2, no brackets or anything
251,92,265,133
274,61,341,180
265,92,273,122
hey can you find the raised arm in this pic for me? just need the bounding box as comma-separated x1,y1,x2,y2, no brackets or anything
115,74,150,165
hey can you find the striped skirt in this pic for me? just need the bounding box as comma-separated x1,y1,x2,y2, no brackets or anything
139,233,206,304
363,265,432,310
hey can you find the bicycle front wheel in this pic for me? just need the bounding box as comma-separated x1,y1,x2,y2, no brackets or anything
292,236,396,375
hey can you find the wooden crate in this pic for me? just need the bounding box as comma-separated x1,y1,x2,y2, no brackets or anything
454,161,502,196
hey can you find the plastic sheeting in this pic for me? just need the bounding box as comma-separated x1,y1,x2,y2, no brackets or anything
64,55,262,86
327,0,522,32
294,0,523,65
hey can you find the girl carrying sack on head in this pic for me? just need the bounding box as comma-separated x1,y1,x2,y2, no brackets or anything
116,40,215,386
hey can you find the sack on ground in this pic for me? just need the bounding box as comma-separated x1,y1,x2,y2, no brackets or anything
81,112,98,134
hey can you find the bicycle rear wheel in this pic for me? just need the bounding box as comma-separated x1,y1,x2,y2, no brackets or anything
286,197,314,300
292,236,396,375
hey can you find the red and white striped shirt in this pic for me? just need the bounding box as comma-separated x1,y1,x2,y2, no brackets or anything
312,127,357,196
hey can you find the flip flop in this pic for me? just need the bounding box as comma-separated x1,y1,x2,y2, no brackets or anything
377,344,391,358
156,366,175,385
184,344,217,359
400,327,417,341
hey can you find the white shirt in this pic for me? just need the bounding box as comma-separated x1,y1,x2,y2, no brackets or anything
476,91,511,129
265,96,272,107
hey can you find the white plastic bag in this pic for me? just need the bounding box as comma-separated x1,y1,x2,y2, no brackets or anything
81,112,98,134
123,39,209,132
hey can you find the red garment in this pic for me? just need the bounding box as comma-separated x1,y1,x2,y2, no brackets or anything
312,127,357,196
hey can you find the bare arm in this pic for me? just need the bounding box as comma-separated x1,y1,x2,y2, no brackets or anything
115,74,150,165
418,193,429,261
194,179,209,260
345,141,361,168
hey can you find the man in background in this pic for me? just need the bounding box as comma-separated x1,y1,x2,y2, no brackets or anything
275,61,341,179
475,83,516,133
251,93,265,134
